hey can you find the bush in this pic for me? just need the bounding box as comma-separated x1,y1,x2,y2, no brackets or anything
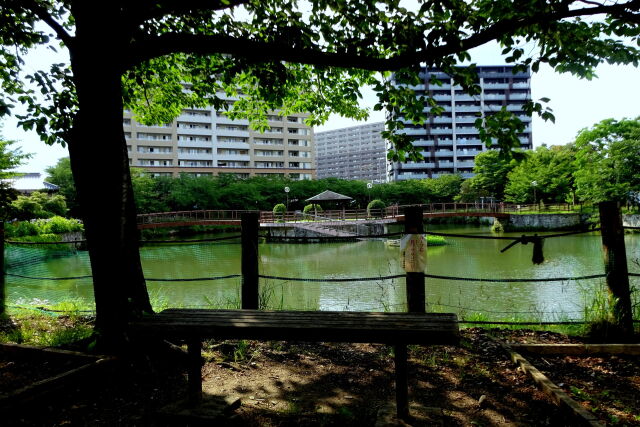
10,191,68,220
367,199,386,218
37,216,81,234
6,220,38,237
303,204,323,215
6,216,83,238
273,203,286,215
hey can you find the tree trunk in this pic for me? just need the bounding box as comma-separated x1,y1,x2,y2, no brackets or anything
598,201,634,338
68,2,152,351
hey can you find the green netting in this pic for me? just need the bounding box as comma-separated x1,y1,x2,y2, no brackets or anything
3,228,640,322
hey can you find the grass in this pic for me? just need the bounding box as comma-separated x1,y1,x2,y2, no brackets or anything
0,310,93,347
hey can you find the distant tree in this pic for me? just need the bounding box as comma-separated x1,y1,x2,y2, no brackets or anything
455,179,489,203
573,118,640,203
0,131,30,218
423,174,463,203
468,151,518,200
45,157,78,216
504,145,577,204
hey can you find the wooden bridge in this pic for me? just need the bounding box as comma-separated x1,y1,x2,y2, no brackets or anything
136,203,559,230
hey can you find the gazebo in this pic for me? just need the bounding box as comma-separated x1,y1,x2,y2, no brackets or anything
305,190,353,218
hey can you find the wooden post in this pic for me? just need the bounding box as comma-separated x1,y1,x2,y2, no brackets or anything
394,343,409,420
598,202,634,336
0,221,4,318
397,206,425,422
187,338,203,404
404,206,425,313
241,212,259,310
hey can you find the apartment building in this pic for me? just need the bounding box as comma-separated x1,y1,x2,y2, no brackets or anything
388,65,532,181
315,122,386,182
124,105,315,179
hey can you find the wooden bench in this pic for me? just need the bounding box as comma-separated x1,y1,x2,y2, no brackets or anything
131,308,459,420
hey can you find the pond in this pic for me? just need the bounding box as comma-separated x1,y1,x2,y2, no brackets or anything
5,225,640,321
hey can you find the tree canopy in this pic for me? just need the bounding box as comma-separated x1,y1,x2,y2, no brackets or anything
2,0,640,347
573,117,640,203
3,1,640,157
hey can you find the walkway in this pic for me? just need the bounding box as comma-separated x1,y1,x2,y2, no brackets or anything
136,203,564,229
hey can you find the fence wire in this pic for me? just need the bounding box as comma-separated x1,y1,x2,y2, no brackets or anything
3,226,640,323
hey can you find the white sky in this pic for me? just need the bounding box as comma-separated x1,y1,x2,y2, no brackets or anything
2,35,640,174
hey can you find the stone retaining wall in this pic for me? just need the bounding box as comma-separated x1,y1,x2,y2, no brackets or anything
623,214,640,228
495,213,592,231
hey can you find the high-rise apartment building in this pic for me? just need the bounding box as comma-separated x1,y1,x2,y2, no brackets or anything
124,103,315,179
315,122,386,182
388,65,532,181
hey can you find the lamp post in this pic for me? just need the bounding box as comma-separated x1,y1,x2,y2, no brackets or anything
284,186,290,212
367,182,373,204
531,180,538,208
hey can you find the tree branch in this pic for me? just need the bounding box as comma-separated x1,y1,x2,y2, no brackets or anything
17,0,74,47
124,0,640,72
124,0,248,24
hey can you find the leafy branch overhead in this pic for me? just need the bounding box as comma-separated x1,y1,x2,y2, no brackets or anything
2,0,640,157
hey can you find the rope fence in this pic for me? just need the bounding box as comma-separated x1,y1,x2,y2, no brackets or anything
3,207,639,326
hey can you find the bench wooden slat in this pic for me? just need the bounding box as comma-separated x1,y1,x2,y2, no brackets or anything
130,309,459,345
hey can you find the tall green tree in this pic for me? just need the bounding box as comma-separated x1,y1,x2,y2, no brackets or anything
0,131,30,218
2,1,640,348
504,145,577,204
466,150,518,200
573,117,640,203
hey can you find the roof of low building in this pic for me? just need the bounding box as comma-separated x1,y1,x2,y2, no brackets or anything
4,173,59,192
305,190,353,202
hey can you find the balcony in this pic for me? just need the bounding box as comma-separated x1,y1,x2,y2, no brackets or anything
434,150,454,158
216,141,250,150
454,106,481,113
482,83,509,90
429,128,454,135
177,112,212,122
216,154,251,162
397,128,426,136
215,128,249,137
396,173,430,180
176,127,211,135
402,162,435,169
454,116,478,124
177,152,213,160
509,93,530,100
215,115,249,125
456,160,475,168
177,140,213,148
456,150,481,157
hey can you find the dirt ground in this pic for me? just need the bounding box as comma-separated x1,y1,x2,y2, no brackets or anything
5,326,638,426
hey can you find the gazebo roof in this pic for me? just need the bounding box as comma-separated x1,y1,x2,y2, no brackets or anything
305,190,353,202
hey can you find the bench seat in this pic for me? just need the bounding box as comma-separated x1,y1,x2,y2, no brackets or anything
131,309,460,344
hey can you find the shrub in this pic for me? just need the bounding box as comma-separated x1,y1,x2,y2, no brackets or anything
303,204,323,215
6,216,83,238
367,199,386,218
273,203,286,222
6,220,38,237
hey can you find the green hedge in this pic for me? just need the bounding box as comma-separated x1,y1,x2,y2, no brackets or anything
5,216,83,238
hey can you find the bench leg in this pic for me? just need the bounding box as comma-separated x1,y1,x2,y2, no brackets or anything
394,344,409,421
187,338,202,404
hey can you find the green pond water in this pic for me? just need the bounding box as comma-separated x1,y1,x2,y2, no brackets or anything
5,225,640,320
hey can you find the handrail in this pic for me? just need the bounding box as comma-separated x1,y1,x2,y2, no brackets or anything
137,203,583,225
